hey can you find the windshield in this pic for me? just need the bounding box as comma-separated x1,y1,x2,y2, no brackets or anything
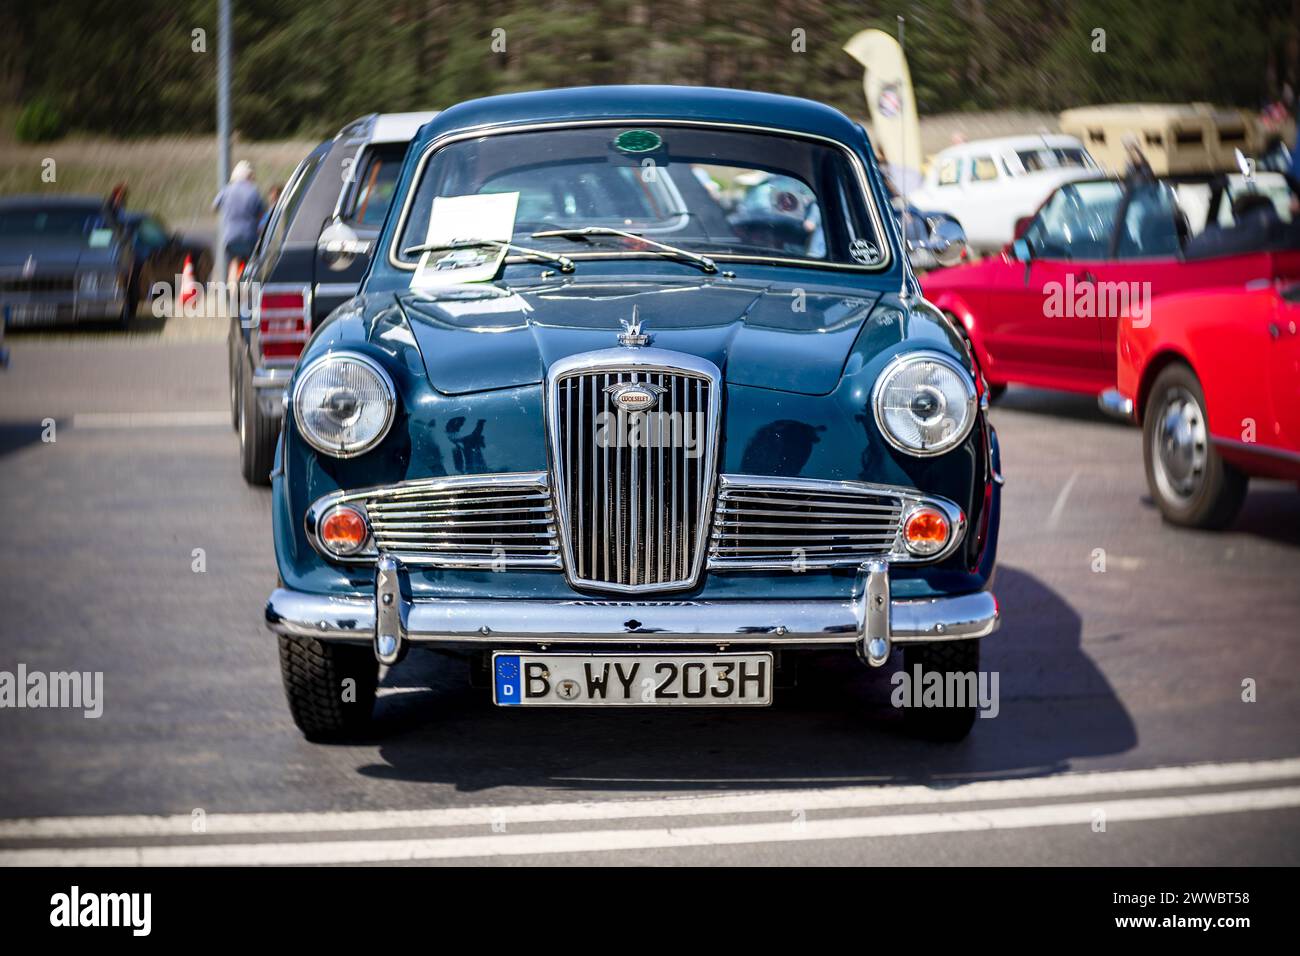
0,206,117,246
1016,147,1094,172
395,124,887,269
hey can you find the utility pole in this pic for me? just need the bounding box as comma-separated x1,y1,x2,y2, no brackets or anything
215,0,232,287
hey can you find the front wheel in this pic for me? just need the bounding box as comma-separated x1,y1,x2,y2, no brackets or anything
278,635,378,741
1142,363,1246,529
901,639,980,741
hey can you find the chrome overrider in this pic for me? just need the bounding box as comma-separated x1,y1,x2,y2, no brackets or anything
265,555,1000,669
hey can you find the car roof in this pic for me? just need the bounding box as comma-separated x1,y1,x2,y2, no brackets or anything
371,111,441,144
0,194,107,211
935,134,1087,159
411,85,864,147
334,111,440,147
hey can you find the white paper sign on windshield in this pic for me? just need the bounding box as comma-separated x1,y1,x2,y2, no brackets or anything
411,192,519,289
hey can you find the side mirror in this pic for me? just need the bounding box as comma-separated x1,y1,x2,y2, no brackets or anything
925,216,967,268
318,219,373,272
1013,216,1034,239
1012,238,1032,262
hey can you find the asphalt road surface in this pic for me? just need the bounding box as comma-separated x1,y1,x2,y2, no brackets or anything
1,329,1298,866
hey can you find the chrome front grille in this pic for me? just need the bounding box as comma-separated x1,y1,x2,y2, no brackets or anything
708,475,959,569
308,472,560,568
549,349,721,593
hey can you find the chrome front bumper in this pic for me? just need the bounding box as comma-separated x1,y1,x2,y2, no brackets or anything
266,558,999,667
1098,388,1135,422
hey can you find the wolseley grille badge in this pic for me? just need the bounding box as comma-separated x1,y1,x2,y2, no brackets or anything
604,380,666,412
617,306,650,347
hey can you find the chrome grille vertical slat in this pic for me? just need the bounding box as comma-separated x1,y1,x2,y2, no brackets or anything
601,372,610,582
670,372,679,583
615,374,624,583
550,351,719,593
576,376,584,578
656,372,665,584
629,373,640,585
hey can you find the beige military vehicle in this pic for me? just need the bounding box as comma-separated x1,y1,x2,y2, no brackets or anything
1060,103,1292,176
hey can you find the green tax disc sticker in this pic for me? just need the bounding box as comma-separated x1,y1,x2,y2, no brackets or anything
614,129,663,153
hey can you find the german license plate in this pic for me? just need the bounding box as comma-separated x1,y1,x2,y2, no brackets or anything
492,652,773,706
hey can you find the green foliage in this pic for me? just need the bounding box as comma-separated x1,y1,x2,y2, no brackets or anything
0,0,1293,141
14,98,65,143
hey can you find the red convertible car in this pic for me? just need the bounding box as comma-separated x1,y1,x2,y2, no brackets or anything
923,171,1300,399
1110,280,1300,528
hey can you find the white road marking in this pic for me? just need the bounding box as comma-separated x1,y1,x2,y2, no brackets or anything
1046,468,1080,529
5,786,1298,866
71,410,229,429
1,757,1297,840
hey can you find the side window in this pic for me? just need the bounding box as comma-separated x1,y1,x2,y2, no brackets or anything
344,144,407,227
1024,180,1124,259
1116,183,1182,258
970,156,999,182
936,159,960,187
250,153,321,282
136,218,168,249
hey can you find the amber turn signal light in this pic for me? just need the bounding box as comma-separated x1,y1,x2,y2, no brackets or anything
903,507,950,556
319,505,368,556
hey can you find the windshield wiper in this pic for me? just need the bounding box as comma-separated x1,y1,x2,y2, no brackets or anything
402,238,575,273
530,226,717,274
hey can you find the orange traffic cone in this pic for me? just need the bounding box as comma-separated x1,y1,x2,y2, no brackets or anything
178,255,200,311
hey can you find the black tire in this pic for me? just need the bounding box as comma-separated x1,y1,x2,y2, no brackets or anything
278,635,378,741
238,360,278,486
1142,363,1246,529
986,384,1006,403
228,336,240,431
901,639,980,741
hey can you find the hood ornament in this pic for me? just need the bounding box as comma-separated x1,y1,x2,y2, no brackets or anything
618,306,650,347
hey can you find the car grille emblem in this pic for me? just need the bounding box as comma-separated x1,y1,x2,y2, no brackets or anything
604,380,666,411
617,306,650,347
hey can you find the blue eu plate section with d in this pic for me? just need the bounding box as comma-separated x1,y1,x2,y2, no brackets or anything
494,654,522,705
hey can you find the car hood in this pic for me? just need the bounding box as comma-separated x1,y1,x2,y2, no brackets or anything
0,238,120,271
394,277,883,396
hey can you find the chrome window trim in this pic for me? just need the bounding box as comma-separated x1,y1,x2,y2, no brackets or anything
707,474,966,569
870,349,979,458
545,347,723,594
291,351,397,459
305,471,561,569
386,118,894,275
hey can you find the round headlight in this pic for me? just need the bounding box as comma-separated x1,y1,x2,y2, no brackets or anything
293,353,396,458
872,351,977,456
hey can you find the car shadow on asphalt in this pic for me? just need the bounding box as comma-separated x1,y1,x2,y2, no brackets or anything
0,421,55,459
354,566,1137,793
993,387,1128,427
1139,484,1300,548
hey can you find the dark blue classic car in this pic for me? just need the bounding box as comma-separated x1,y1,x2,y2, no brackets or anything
265,86,1002,741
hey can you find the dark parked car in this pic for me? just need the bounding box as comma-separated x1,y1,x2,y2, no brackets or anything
264,86,1002,742
229,111,438,485
120,211,212,314
0,195,134,328
0,196,210,330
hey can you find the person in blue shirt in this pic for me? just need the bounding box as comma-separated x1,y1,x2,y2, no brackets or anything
213,160,265,283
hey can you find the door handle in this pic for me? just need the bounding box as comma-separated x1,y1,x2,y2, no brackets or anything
1268,323,1281,340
